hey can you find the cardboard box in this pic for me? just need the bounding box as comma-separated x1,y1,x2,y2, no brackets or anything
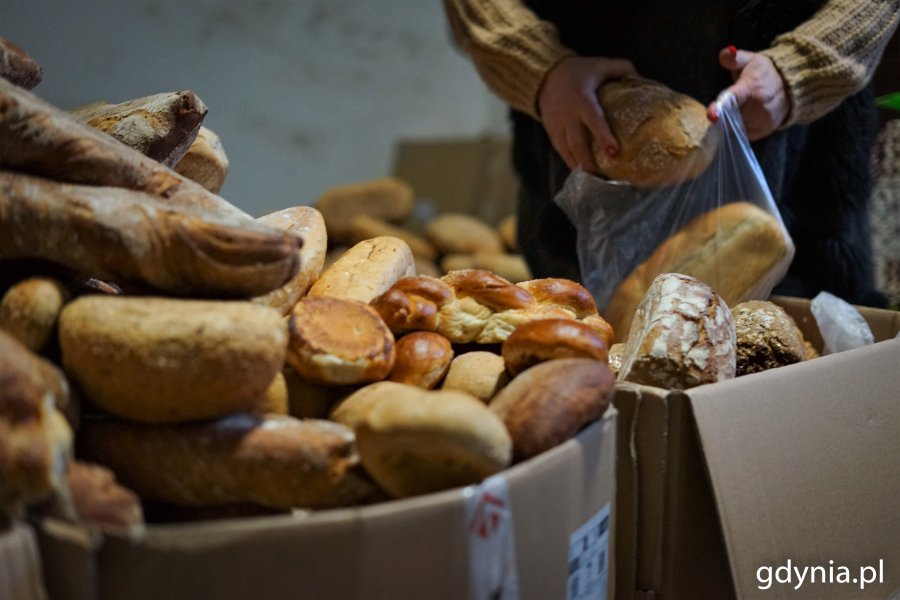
0,521,48,600
614,297,900,600
392,136,518,228
37,412,616,600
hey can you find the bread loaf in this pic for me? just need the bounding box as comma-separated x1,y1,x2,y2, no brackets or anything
59,296,288,423
308,236,414,304
424,212,504,255
0,37,42,90
66,460,143,530
497,214,518,252
594,76,716,187
287,296,395,386
283,366,353,419
388,331,453,389
440,351,509,403
69,90,207,167
501,319,609,377
440,252,532,283
0,171,300,298
347,214,437,260
316,177,414,242
77,414,381,510
253,205,327,314
606,201,789,342
489,358,614,461
617,273,736,389
732,300,809,376
173,125,229,193
0,276,69,353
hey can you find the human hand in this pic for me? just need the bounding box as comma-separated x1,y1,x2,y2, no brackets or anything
537,56,636,173
708,46,789,140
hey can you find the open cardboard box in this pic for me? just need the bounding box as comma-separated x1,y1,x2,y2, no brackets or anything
35,411,616,600
614,296,900,599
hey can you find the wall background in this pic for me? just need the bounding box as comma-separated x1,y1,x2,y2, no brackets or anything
0,0,508,216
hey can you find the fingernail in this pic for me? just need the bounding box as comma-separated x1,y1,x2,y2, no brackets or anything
727,45,737,55
710,109,719,122
606,146,618,158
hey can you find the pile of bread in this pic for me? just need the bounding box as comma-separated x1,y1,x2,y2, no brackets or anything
0,38,618,532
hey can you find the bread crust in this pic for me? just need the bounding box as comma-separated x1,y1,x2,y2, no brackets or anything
0,276,69,352
502,318,609,377
316,177,414,242
425,212,504,255
307,236,415,304
173,126,229,193
732,300,808,375
388,331,453,389
441,351,509,403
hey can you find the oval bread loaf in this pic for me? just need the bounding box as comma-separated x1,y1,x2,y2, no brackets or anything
425,212,504,255
59,296,287,423
307,236,415,304
315,177,414,242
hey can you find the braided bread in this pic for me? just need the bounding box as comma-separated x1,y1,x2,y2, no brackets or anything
370,270,614,345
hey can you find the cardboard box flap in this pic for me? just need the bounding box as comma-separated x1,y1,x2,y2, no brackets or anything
688,339,900,599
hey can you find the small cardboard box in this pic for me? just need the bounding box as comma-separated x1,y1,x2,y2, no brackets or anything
614,297,900,599
0,521,48,600
37,412,616,600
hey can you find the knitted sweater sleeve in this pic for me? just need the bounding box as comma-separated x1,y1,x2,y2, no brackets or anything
442,0,576,119
761,0,900,126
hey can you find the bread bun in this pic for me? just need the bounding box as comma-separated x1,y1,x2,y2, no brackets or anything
440,252,532,283
283,366,354,419
307,236,415,304
329,380,417,431
489,358,614,461
173,126,229,193
388,331,453,389
250,371,289,415
287,296,395,386
502,319,609,377
732,300,809,376
0,276,69,352
607,202,790,342
424,212,504,255
594,76,716,187
59,296,287,423
316,177,414,242
618,272,736,389
441,351,509,403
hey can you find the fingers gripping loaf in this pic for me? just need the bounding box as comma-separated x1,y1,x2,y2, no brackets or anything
307,236,415,304
371,270,613,345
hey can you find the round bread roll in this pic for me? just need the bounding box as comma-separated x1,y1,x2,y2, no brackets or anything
316,176,415,242
441,351,509,403
0,276,69,352
287,296,395,386
424,212,504,255
490,358,614,461
59,296,287,424
173,126,229,194
307,236,415,304
732,300,809,376
502,319,610,377
388,331,453,389
329,380,418,431
440,252,532,283
354,385,513,498
253,205,328,315
594,76,716,187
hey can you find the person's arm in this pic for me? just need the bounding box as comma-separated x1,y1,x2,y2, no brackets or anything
441,0,574,119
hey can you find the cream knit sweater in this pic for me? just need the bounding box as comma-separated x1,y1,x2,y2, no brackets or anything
443,0,899,127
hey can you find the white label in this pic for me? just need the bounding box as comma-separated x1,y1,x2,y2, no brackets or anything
464,474,519,600
567,503,611,600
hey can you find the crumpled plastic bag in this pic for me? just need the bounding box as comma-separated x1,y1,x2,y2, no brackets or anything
810,291,875,354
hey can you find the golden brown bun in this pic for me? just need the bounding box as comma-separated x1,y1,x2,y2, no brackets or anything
618,273,736,389
287,296,395,386
440,252,532,283
0,330,72,511
172,126,229,193
607,202,789,342
593,77,716,187
489,358,614,462
732,300,809,376
347,214,437,260
59,296,287,423
388,331,453,389
307,236,415,304
66,460,144,531
253,205,328,315
0,276,69,352
441,351,509,403
424,212,504,255
497,214,518,252
369,275,453,335
316,177,414,242
501,319,609,377
0,171,300,298
352,385,512,498
77,414,381,511
69,90,207,167
0,37,42,90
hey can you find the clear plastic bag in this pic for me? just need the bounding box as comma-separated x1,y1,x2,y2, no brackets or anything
810,291,874,354
554,92,795,324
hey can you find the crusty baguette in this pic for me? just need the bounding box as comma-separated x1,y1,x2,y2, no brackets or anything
59,295,288,424
0,37,42,90
0,77,245,219
69,90,207,167
77,414,381,510
606,201,789,342
308,236,415,304
0,170,300,297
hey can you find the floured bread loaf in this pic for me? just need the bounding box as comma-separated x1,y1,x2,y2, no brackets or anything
732,300,810,376
59,296,288,423
618,273,736,389
308,236,415,304
173,126,229,193
594,76,716,187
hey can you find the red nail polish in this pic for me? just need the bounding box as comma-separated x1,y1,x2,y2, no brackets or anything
727,45,737,55
710,110,719,123
606,146,617,158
